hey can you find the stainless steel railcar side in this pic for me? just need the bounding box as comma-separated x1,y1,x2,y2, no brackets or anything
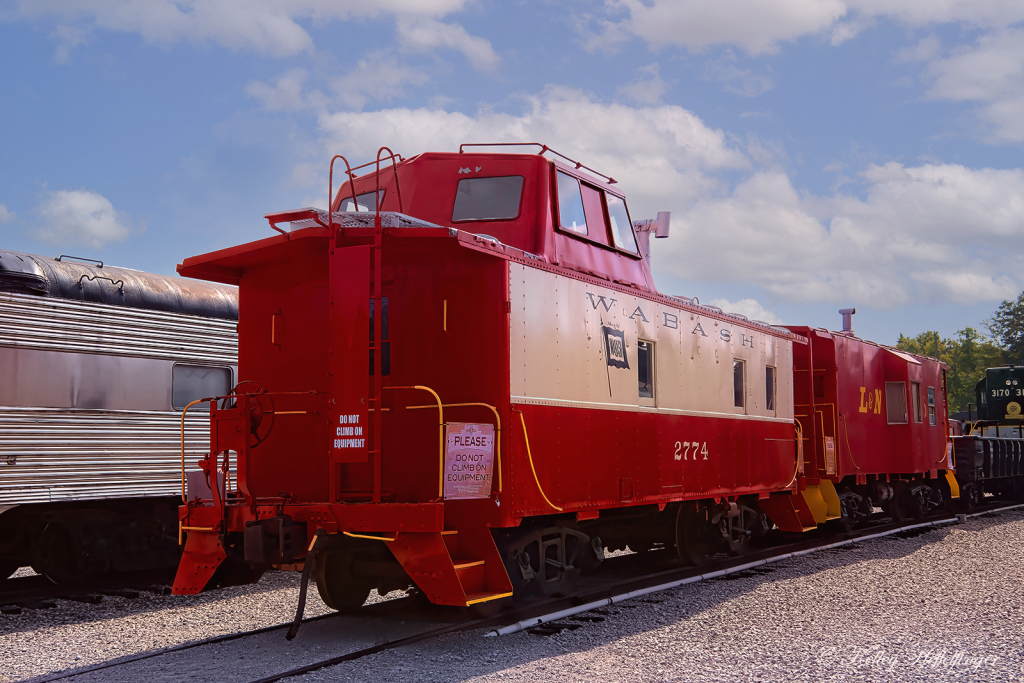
0,250,237,582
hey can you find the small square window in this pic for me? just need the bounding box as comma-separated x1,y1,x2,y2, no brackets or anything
638,340,655,400
885,382,908,425
733,360,745,409
343,190,384,212
172,364,232,410
766,366,776,413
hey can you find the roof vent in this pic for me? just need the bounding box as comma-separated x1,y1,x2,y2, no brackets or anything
838,308,856,336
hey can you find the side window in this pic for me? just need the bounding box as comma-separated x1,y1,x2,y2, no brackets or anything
172,364,232,410
885,382,908,424
606,194,638,253
452,176,524,221
733,360,745,409
911,381,922,422
765,366,776,413
927,387,936,425
556,171,587,234
638,340,655,401
343,190,384,212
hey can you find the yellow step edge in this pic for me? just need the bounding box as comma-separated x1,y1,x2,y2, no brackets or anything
440,530,459,536
453,560,485,569
465,591,514,605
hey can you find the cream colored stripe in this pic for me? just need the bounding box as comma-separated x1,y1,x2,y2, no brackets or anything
510,396,793,422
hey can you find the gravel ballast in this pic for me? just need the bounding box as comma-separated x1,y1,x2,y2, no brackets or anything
2,510,1023,683
300,510,1024,683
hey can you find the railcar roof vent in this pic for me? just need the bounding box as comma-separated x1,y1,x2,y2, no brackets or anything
838,307,856,336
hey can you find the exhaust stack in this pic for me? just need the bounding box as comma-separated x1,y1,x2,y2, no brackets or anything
838,308,856,336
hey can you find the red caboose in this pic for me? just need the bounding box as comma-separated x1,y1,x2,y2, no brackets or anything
785,317,956,526
173,145,814,608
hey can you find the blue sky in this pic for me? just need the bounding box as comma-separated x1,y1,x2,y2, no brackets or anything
2,0,1023,344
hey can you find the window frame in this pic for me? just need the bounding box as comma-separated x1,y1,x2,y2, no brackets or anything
765,366,776,414
733,360,745,411
927,386,936,426
912,381,923,423
637,339,656,406
450,175,526,224
340,189,386,213
885,381,909,425
171,362,234,411
551,166,642,260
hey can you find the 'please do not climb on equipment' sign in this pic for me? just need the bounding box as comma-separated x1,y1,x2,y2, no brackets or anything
443,422,495,500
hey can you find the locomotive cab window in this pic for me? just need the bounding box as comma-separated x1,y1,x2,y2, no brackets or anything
452,176,524,222
765,366,776,413
172,364,232,410
912,382,922,422
927,387,936,425
606,194,638,253
342,190,384,212
885,382,908,425
556,171,588,235
733,360,745,409
638,340,655,403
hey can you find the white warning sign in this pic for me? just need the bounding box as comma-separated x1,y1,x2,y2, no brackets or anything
443,422,495,500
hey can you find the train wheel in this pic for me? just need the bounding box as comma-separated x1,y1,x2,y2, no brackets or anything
38,522,99,585
959,482,980,511
675,505,713,566
315,550,372,612
887,483,910,524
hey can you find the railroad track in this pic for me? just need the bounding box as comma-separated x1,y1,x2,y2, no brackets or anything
20,499,1023,683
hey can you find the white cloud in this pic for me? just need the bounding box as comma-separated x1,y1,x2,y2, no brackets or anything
32,189,142,248
15,0,473,59
708,298,782,324
396,18,500,73
702,53,775,97
0,204,16,223
659,162,1024,307
316,86,750,210
310,89,1023,309
617,63,669,105
587,0,848,55
588,0,1024,55
331,56,429,110
246,68,316,113
922,29,1024,143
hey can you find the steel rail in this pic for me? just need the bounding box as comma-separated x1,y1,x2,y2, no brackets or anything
19,501,1024,683
485,501,1024,637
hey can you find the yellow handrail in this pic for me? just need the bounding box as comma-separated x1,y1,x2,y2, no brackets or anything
383,385,444,499
180,398,207,503
515,409,562,512
785,418,804,488
343,531,395,542
406,402,502,492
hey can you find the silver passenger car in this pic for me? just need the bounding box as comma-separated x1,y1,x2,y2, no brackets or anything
0,250,237,582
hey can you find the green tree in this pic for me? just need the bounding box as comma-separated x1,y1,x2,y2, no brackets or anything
895,327,1006,413
989,291,1024,363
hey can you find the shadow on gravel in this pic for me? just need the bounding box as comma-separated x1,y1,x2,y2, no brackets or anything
0,569,319,637
7,511,1024,683
309,511,1024,683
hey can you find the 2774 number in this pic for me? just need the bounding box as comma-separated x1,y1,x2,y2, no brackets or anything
674,441,708,461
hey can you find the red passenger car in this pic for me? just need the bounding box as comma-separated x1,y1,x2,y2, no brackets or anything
171,145,954,610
